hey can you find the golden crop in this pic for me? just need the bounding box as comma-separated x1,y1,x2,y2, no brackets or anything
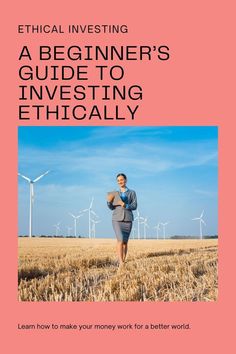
18,238,218,302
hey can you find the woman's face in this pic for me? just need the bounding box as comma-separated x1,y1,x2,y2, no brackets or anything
117,175,127,188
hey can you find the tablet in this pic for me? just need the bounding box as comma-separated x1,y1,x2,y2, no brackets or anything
107,191,122,206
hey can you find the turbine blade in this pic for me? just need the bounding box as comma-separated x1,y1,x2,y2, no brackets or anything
192,217,200,220
89,197,94,209
200,210,204,218
91,210,98,217
33,170,50,182
69,212,76,218
18,173,31,182
201,219,206,225
81,208,88,212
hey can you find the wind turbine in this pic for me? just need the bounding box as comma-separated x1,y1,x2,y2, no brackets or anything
134,209,144,239
69,213,83,237
91,219,101,238
160,222,169,239
154,222,161,239
81,197,98,238
53,222,61,237
18,170,50,238
141,217,149,239
132,226,136,239
192,210,206,239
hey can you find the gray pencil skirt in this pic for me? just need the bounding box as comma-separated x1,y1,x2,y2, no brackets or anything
112,220,132,243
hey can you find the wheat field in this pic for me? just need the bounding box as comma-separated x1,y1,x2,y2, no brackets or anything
18,238,218,302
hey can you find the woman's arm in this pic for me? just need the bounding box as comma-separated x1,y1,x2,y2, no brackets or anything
107,201,115,210
125,191,137,210
107,194,116,210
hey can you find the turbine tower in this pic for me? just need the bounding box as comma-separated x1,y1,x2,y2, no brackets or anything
82,197,98,238
18,170,50,237
134,209,144,239
160,222,169,239
192,210,206,239
53,222,61,237
141,217,149,239
154,222,161,239
69,213,83,237
132,226,136,239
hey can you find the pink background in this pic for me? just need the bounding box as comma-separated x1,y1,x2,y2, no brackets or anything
1,0,235,352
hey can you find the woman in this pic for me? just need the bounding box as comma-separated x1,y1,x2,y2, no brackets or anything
107,173,137,268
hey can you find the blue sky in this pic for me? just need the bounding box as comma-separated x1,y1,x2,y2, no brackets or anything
18,126,218,238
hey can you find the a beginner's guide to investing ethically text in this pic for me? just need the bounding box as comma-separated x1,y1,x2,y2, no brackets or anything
18,44,170,121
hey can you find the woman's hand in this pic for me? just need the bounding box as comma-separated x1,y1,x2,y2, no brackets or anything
118,200,126,208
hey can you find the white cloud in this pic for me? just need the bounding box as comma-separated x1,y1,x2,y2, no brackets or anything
18,139,217,180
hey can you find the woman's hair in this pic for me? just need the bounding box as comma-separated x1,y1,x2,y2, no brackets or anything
116,173,127,180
